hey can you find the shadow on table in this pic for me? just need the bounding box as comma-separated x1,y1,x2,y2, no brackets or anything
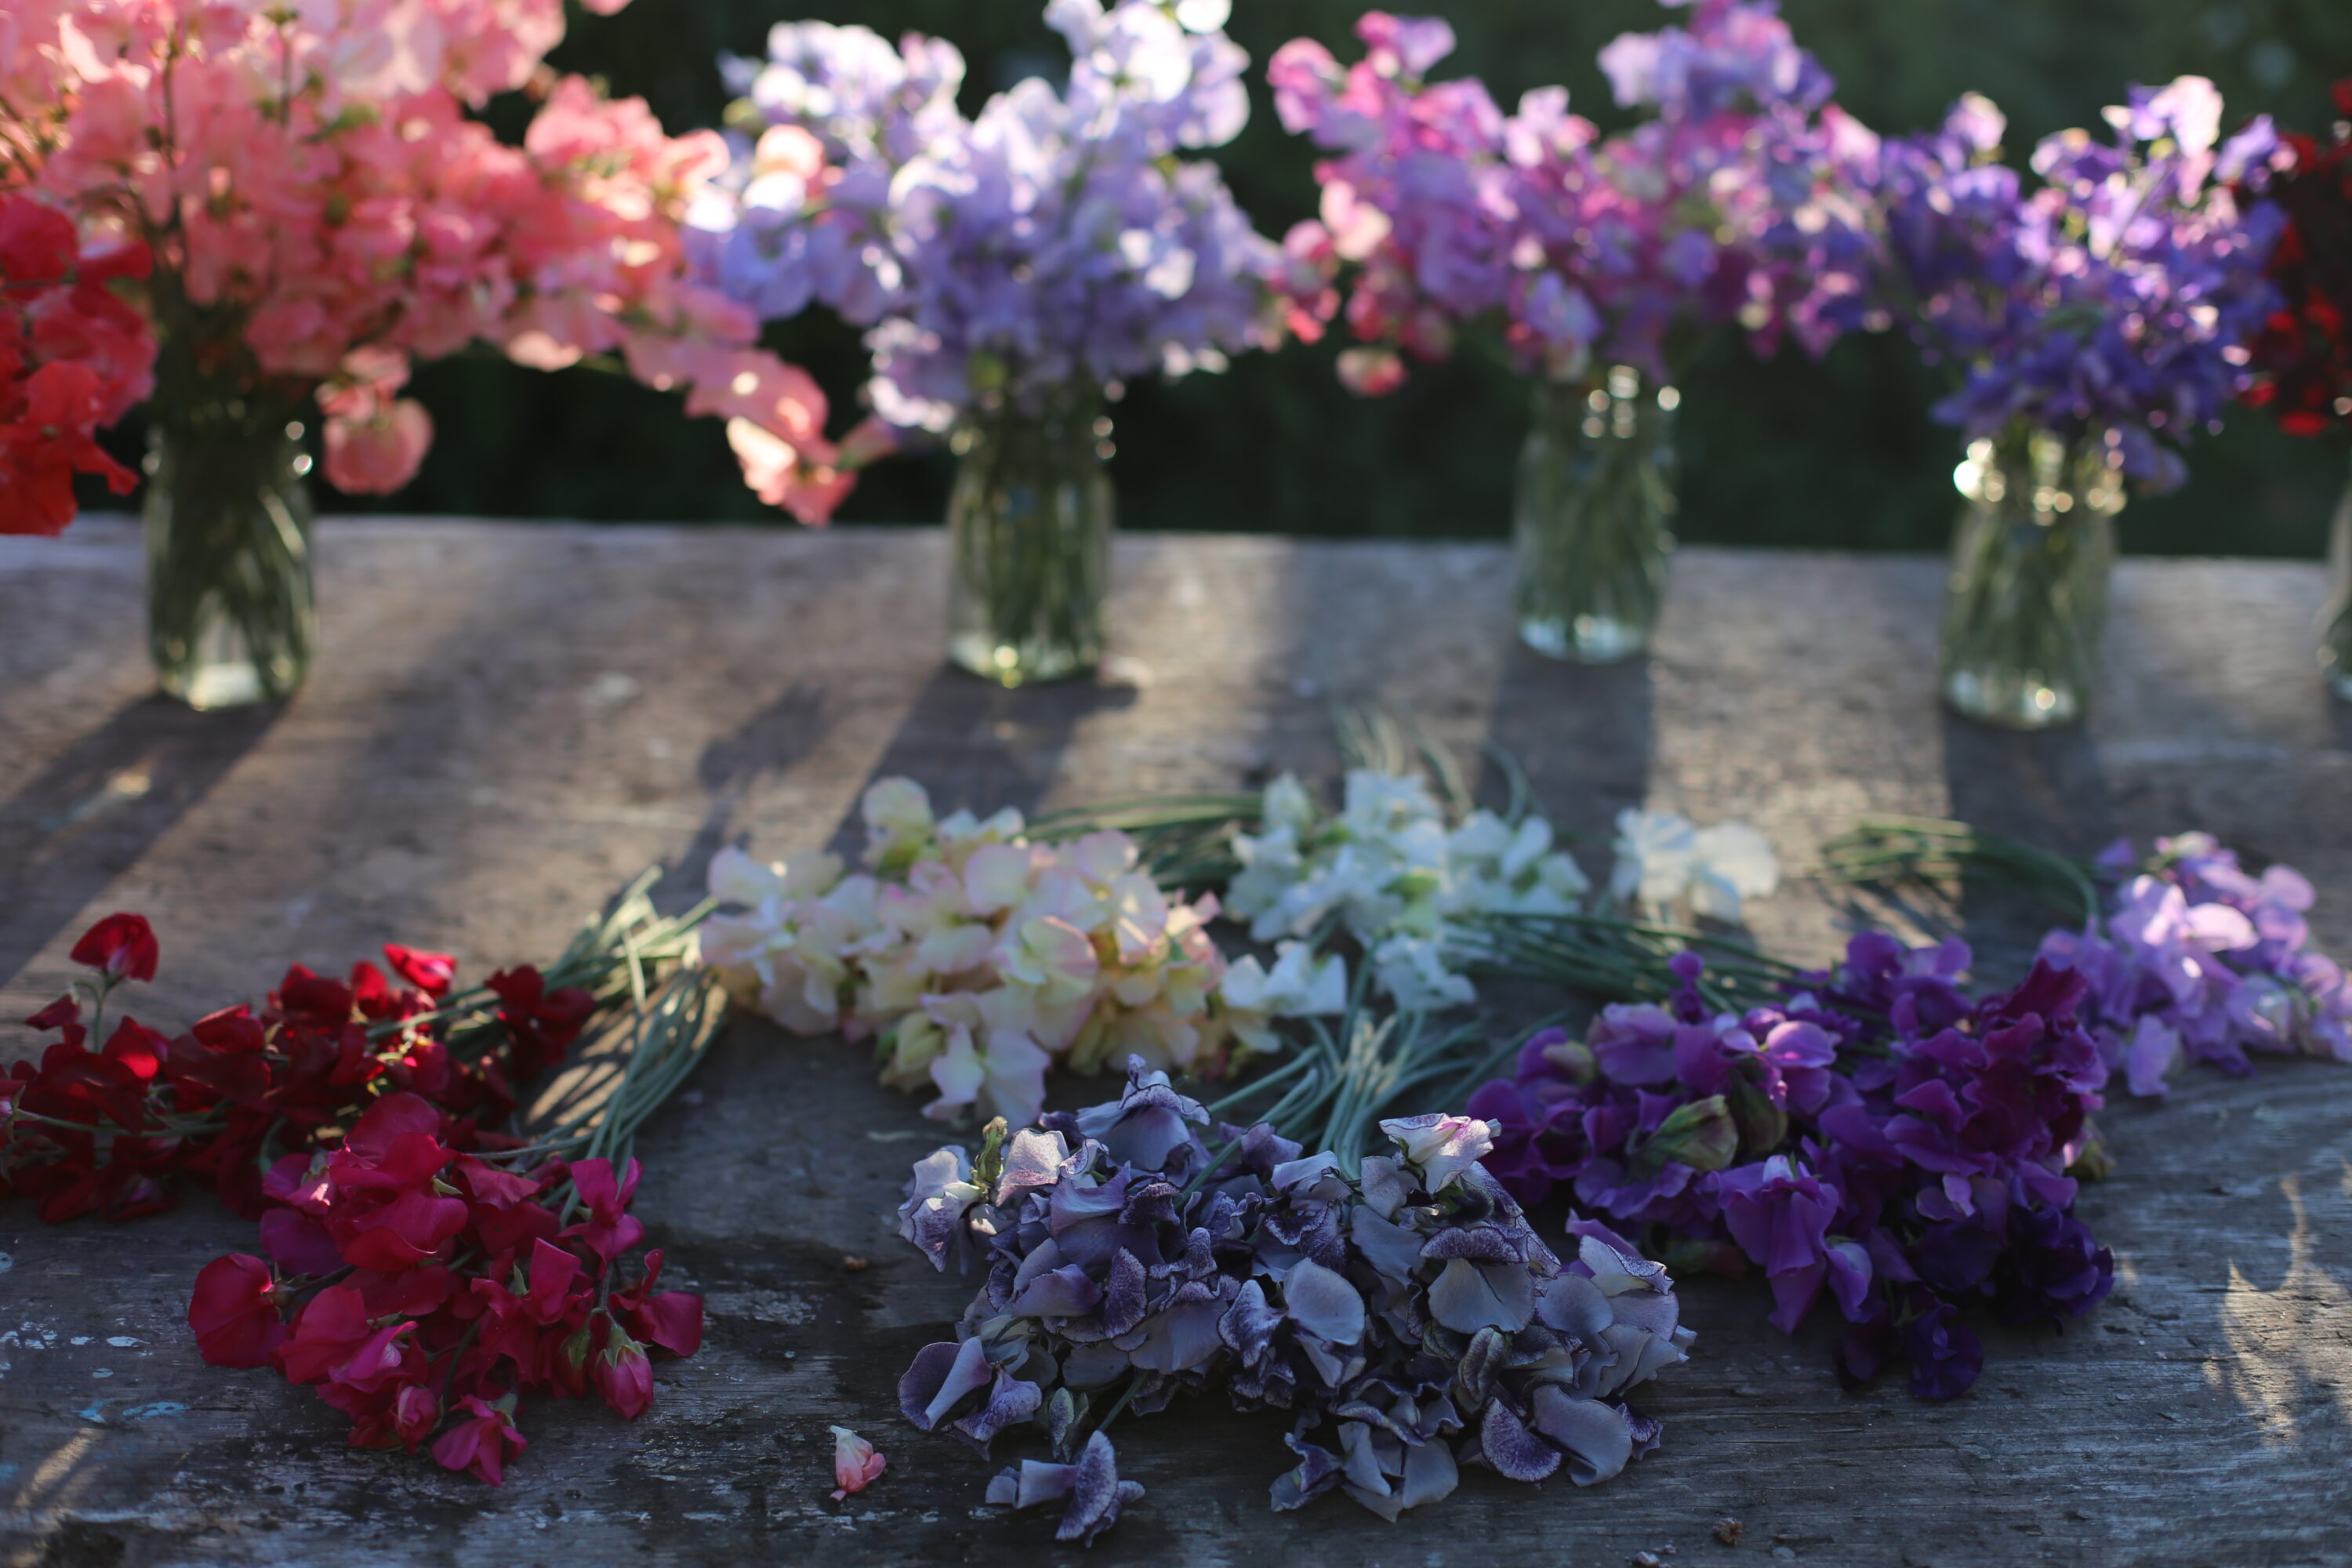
1935,707,2117,972
1475,641,1654,843
824,663,1139,855
666,680,836,907
0,695,278,988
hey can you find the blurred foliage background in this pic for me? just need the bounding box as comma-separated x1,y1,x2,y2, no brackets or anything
185,1,2352,550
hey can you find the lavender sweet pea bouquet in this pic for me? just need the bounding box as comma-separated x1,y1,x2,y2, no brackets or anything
895,1062,1690,1537
1878,78,2284,491
695,0,1283,430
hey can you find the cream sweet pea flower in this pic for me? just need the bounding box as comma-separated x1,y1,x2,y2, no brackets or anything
863,777,936,873
920,991,1052,1127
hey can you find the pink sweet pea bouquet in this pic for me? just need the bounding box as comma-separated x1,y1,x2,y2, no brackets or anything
0,0,857,524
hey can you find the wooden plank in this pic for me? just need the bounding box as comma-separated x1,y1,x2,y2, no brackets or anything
2,520,2347,1566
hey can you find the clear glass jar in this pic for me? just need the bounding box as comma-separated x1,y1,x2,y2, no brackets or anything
2321,451,2352,703
1512,365,1679,663
1939,429,2124,730
946,387,1112,687
144,392,316,710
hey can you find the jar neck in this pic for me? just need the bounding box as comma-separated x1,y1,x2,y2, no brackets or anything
1531,366,1675,444
1958,425,2125,521
953,385,1109,465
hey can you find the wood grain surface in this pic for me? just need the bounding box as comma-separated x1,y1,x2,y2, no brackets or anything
2,520,2347,1568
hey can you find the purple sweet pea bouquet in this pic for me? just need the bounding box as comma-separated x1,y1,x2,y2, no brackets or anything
895,1061,1691,1535
691,0,1285,430
1875,77,2285,488
1468,944,2114,1400
1269,2,1880,394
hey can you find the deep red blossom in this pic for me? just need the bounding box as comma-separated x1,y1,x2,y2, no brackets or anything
564,1157,645,1265
188,1255,285,1367
485,967,596,1080
70,913,159,982
274,1284,379,1385
612,1250,703,1358
432,1396,528,1486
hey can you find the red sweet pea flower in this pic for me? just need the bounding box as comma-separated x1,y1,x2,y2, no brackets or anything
432,1396,528,1486
612,1249,703,1358
70,913,158,982
383,945,459,998
390,1385,441,1450
164,1007,274,1108
188,1254,286,1368
563,1156,645,1265
591,1320,654,1419
273,1284,379,1384
24,995,86,1048
485,967,596,1080
315,1094,470,1272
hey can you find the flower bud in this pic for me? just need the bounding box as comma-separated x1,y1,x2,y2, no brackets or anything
1628,1094,1737,1177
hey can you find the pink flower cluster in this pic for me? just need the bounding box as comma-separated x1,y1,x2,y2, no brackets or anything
1270,4,1880,392
701,778,1237,1129
4,0,865,521
190,1093,702,1483
0,193,154,533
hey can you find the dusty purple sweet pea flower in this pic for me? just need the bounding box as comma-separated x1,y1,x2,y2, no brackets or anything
1075,1058,1212,1174
985,1431,1147,1545
898,1146,996,1273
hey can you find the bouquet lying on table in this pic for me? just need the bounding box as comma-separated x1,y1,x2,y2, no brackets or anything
0,877,719,1483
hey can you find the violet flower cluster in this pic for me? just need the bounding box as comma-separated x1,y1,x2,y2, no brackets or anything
1268,3,1879,393
691,1,1284,430
1468,942,2114,1399
895,1061,1690,1537
1874,78,2285,488
2041,833,2352,1097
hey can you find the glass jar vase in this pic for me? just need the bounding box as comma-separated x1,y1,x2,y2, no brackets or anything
2321,452,2352,702
1938,429,2124,730
144,392,317,710
946,387,1112,687
1512,365,1679,662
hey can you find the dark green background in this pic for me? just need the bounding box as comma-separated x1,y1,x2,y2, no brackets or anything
161,2,2352,550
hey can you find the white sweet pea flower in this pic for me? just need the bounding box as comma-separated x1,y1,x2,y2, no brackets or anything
1370,933,1477,1013
1227,822,1308,938
1688,821,1780,924
1338,768,1443,839
1219,942,1347,1055
1261,772,1319,835
1610,808,1698,910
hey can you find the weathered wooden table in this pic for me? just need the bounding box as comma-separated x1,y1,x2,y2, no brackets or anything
2,519,2348,1568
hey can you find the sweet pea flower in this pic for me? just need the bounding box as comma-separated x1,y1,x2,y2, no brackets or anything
829,1425,887,1500
1219,942,1348,1055
922,992,1053,1127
